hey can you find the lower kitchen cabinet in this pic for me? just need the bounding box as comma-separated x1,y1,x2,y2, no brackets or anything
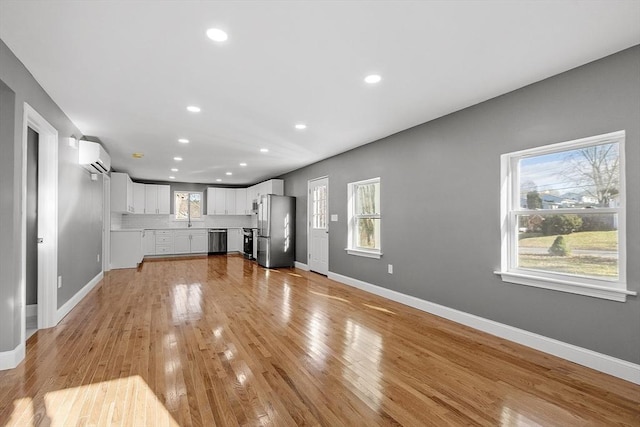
174,230,208,254
110,230,143,269
227,228,243,253
142,230,156,255
155,230,173,254
191,231,208,253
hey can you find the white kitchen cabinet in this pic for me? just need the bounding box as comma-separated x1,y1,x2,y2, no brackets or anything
225,190,236,214
145,184,171,214
208,182,281,216
207,187,227,215
250,179,284,204
245,188,254,214
155,230,173,254
142,230,156,255
235,188,248,214
191,230,208,253
227,228,243,252
207,187,237,215
174,229,208,253
174,231,191,254
111,172,134,213
133,183,145,214
157,185,170,214
110,230,143,268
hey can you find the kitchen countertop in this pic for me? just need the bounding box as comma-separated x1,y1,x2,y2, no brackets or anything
112,227,248,231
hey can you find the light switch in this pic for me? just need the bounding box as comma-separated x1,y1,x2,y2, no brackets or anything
331,214,338,222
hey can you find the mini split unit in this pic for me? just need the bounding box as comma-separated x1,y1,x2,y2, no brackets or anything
78,140,111,174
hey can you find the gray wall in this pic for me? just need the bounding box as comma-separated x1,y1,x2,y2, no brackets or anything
0,39,103,351
280,46,640,364
0,76,18,351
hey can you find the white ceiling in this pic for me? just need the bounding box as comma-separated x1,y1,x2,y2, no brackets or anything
1,1,639,185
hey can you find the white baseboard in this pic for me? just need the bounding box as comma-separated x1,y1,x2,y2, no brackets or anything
0,342,25,371
56,271,103,324
327,271,640,385
294,261,310,271
26,304,37,317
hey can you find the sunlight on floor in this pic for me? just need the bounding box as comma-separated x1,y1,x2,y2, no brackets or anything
500,391,584,426
362,303,396,315
6,376,179,427
309,290,350,303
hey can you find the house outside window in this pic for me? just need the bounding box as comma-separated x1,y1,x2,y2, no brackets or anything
498,130,635,302
346,177,382,259
175,191,203,222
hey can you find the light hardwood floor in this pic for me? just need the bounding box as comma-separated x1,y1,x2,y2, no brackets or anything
1,255,638,426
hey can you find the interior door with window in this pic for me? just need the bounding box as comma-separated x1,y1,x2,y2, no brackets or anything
308,177,329,275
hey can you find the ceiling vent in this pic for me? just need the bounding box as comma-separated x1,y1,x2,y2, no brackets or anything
79,140,111,174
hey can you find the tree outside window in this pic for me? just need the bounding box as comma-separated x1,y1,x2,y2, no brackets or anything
175,191,202,221
347,178,381,257
499,130,631,302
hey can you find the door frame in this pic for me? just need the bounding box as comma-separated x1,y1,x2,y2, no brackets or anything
307,176,329,274
102,174,110,272
21,103,58,342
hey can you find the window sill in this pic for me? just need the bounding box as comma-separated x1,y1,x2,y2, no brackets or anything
345,248,382,259
495,270,636,302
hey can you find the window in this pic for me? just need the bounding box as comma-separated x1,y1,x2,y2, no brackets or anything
347,177,381,258
174,191,203,222
312,184,328,230
498,130,635,302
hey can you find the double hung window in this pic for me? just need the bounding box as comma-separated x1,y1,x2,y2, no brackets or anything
498,131,634,301
347,178,381,258
175,191,203,222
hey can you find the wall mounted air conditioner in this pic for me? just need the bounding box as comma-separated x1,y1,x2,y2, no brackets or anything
79,140,111,174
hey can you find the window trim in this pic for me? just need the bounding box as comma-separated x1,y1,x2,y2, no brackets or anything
173,190,204,222
496,130,635,302
346,177,382,259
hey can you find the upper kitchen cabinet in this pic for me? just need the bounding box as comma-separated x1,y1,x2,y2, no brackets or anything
225,190,237,214
207,180,283,215
207,187,226,215
145,184,170,214
207,187,248,215
133,183,145,214
248,179,284,204
111,172,134,213
235,188,248,215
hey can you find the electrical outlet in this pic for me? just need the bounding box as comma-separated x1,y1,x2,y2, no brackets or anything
57,275,62,288
388,264,393,274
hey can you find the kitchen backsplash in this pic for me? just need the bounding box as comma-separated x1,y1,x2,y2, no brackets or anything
110,212,123,229
116,214,255,230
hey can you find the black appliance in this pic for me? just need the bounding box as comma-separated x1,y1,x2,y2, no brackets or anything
242,228,254,259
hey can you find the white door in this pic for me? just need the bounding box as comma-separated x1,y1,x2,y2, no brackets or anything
308,177,329,275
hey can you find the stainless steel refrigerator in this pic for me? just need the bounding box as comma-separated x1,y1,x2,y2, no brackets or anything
257,195,295,268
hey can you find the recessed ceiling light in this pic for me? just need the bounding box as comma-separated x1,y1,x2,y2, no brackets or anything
171,168,178,172
239,162,247,167
169,176,176,180
295,123,307,130
206,28,228,42
225,172,232,176
132,152,144,159
173,156,183,161
186,106,201,113
178,138,189,143
260,148,269,153
216,178,222,182
364,74,382,84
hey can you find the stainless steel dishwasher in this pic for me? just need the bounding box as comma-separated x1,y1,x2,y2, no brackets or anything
208,229,227,254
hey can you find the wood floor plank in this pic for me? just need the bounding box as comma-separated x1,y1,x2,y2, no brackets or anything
0,254,638,426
